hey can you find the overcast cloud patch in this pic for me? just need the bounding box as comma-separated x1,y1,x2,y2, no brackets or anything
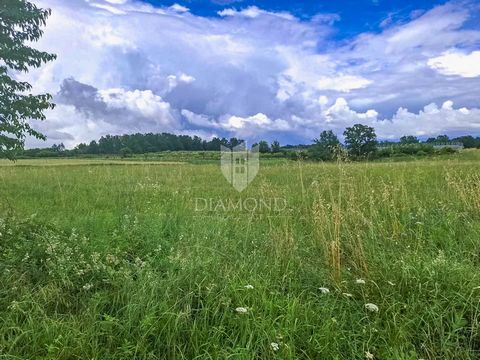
23,0,480,147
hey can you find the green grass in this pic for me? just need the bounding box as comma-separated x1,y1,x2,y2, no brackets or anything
1,152,480,359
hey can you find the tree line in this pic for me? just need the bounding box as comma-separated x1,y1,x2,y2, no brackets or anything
305,125,480,161
11,124,480,160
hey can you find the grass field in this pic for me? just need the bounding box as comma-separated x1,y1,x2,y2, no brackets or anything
1,152,480,359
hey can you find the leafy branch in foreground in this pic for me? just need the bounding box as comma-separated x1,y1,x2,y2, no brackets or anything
0,0,56,160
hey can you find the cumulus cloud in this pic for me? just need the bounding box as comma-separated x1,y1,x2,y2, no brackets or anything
428,50,480,78
41,78,181,147
169,3,189,13
21,0,480,147
218,6,294,20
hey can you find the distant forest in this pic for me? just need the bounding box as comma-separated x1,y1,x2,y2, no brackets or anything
8,131,480,160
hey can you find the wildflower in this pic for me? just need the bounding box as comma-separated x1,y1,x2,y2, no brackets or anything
135,257,146,268
8,301,20,311
356,279,366,285
270,342,280,352
364,303,379,313
318,287,330,294
365,351,374,359
235,307,248,314
82,283,93,291
343,292,353,298
244,285,254,290
106,254,119,265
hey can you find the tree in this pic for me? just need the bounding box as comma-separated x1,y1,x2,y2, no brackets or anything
343,124,377,158
400,135,419,144
228,137,242,148
120,147,132,158
0,0,57,159
51,143,65,153
258,140,270,153
309,130,340,161
435,135,449,143
271,140,281,153
452,135,478,148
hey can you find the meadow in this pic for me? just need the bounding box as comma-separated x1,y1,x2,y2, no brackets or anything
1,152,480,359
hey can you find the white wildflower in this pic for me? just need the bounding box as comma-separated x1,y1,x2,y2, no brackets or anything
135,257,146,268
356,279,366,285
365,351,374,359
364,303,379,313
318,287,330,294
235,307,248,314
244,285,254,290
270,342,280,351
82,283,93,291
8,300,20,310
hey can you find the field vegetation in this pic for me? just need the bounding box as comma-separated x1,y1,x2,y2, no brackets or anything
1,151,480,359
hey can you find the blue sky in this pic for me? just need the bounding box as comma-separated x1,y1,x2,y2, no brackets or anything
147,0,447,38
24,0,480,147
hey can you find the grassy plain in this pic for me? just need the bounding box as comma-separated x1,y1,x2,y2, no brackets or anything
1,152,480,359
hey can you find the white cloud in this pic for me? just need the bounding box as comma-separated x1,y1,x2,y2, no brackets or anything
169,3,189,13
98,88,175,125
166,73,196,92
315,75,372,92
104,0,128,4
375,101,480,138
218,6,294,20
428,50,480,78
22,0,480,147
86,23,134,48
89,3,126,15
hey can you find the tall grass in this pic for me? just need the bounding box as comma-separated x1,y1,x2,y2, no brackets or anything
0,154,479,359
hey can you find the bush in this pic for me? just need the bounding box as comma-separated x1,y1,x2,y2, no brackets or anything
435,147,457,155
377,144,435,158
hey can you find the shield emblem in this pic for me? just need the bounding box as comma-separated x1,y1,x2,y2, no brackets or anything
221,142,259,192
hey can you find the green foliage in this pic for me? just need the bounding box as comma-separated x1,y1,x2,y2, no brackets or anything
258,140,270,153
344,124,378,159
377,143,435,158
400,135,419,144
271,140,281,153
426,135,451,144
309,130,340,161
119,147,132,158
72,133,234,155
452,135,480,149
1,156,480,358
0,0,57,159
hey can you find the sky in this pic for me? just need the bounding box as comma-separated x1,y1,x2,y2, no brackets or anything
23,0,480,147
